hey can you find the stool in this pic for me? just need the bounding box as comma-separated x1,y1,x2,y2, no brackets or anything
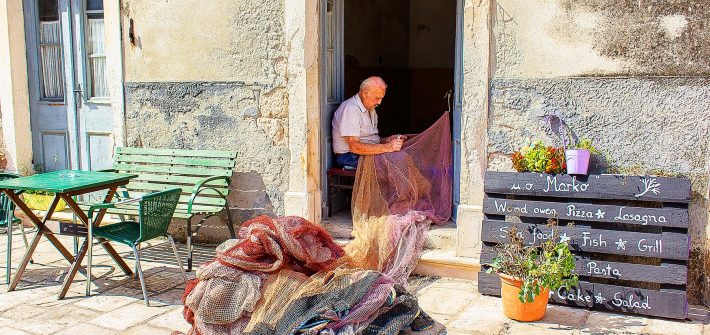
326,167,356,217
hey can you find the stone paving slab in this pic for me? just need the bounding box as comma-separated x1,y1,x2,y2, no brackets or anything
1,232,709,334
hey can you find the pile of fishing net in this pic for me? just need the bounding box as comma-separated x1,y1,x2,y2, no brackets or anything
177,113,452,335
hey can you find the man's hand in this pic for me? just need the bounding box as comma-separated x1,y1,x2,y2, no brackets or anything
384,134,408,143
345,136,403,154
385,138,404,152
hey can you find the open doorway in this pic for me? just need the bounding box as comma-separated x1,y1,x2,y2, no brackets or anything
344,0,456,136
322,0,459,234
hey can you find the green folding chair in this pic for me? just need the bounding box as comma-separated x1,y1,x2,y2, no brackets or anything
1,172,31,285
86,188,186,306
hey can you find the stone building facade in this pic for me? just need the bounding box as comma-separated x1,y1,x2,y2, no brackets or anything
1,0,709,305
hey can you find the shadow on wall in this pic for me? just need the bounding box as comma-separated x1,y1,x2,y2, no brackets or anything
167,170,275,244
554,1,710,75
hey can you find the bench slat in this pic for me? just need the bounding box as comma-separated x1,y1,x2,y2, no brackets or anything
124,181,229,195
79,203,224,214
113,163,232,177
115,154,235,168
115,191,227,206
130,173,229,186
116,147,237,158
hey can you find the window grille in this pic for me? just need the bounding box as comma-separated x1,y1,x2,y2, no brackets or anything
86,17,107,98
39,21,64,100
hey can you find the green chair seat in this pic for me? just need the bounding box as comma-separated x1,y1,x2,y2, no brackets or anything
86,188,186,306
94,221,140,246
0,217,22,226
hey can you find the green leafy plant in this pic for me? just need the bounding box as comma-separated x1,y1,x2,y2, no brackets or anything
511,141,566,174
573,138,600,155
486,219,578,303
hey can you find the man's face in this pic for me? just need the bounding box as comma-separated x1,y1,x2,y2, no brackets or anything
362,87,386,111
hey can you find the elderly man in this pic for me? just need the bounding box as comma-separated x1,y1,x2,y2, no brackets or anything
332,76,406,168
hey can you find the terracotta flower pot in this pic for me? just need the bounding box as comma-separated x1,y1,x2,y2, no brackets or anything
499,273,549,322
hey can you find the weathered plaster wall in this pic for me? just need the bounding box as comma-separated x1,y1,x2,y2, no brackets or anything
486,0,710,305
0,0,33,174
122,1,286,84
0,108,6,169
492,1,710,78
121,1,290,240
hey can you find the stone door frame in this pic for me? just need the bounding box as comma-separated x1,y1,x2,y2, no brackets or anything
284,0,493,259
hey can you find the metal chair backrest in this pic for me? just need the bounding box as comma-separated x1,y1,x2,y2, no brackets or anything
0,173,21,227
137,188,182,243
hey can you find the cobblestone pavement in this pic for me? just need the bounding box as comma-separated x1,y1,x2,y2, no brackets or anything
1,230,708,334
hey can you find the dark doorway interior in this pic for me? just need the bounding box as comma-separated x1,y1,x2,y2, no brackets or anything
324,0,457,232
344,0,456,136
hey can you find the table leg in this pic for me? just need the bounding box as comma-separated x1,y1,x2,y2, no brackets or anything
4,191,74,291
60,192,132,274
58,238,88,299
59,190,133,298
98,240,133,275
6,192,75,263
8,229,44,291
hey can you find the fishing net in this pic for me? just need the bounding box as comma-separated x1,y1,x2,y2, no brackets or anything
179,113,452,335
343,112,452,277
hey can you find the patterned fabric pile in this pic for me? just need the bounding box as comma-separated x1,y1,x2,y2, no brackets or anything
178,113,452,335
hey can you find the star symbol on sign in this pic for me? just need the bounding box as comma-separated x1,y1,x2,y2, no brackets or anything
595,209,606,219
615,238,627,250
595,293,606,304
559,233,570,243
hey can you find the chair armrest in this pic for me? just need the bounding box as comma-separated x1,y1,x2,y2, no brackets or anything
98,168,117,172
87,197,141,220
187,176,230,214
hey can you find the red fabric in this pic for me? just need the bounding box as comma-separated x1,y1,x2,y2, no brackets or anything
181,278,200,330
215,215,345,275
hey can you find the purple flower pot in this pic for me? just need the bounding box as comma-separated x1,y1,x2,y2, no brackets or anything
565,149,590,175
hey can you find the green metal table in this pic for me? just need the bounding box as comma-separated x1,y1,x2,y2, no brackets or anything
0,170,137,298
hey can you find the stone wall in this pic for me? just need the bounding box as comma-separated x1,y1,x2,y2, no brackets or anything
485,0,710,305
120,1,289,241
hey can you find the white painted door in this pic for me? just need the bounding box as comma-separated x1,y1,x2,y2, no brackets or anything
69,0,114,172
320,0,344,216
24,0,114,174
24,0,71,173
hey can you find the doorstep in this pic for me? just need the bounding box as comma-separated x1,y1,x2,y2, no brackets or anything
413,249,480,280
333,237,481,281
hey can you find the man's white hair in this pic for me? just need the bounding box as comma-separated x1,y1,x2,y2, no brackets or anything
359,76,387,91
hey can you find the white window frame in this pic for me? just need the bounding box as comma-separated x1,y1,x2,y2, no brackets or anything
84,2,108,100
36,1,65,101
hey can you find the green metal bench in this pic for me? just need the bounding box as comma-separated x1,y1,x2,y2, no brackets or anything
85,147,238,271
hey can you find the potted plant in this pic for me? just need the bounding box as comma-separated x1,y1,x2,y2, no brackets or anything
565,138,599,175
511,140,566,174
23,190,67,212
486,220,578,321
540,113,602,175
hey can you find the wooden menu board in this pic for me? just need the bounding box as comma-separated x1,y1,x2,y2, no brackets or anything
479,171,690,319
